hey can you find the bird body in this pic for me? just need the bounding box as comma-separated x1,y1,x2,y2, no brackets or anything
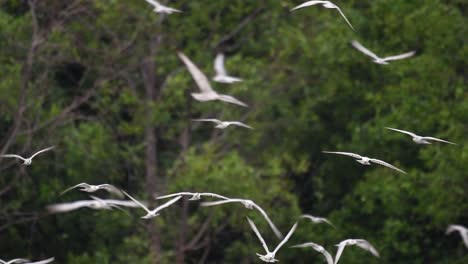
291,1,355,31
192,119,252,129
212,53,243,83
334,239,379,264
351,40,415,64
1,146,55,165
385,127,456,145
145,0,181,14
323,151,406,174
446,224,468,248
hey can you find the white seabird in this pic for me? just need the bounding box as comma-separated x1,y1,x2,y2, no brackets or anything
300,214,335,228
60,183,124,198
386,127,456,145
212,53,243,83
351,40,415,65
334,239,379,264
291,1,355,31
145,0,181,14
446,224,468,248
291,242,334,264
1,146,55,166
323,151,406,174
192,119,253,129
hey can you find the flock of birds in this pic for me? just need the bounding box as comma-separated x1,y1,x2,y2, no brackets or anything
1,0,465,263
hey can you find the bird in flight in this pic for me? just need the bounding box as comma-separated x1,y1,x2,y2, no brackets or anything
60,183,124,198
247,217,297,262
323,151,406,174
201,198,283,239
335,239,379,264
192,119,253,129
144,0,181,14
155,192,229,201
446,224,468,248
0,257,55,264
291,242,334,264
212,53,243,84
47,197,122,214
290,1,355,31
351,40,415,64
178,52,248,107
385,127,456,145
123,191,181,219
1,146,55,165
300,214,335,228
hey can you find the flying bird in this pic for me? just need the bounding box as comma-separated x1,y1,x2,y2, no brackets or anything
155,192,229,201
322,151,406,174
144,0,181,14
290,1,355,31
351,40,415,65
0,259,30,264
291,242,334,264
247,217,298,262
300,214,335,228
192,119,253,129
1,146,55,165
47,198,119,214
212,53,243,83
334,239,379,264
60,183,124,198
385,127,456,145
123,191,181,219
446,224,468,248
201,198,283,239
178,52,248,107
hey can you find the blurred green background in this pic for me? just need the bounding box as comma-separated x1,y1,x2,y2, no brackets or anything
0,0,466,263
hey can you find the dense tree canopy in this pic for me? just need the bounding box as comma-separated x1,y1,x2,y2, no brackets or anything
0,0,466,263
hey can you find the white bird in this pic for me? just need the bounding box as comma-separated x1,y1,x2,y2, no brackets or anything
247,217,298,262
123,191,181,219
212,53,243,83
351,40,415,65
290,1,355,31
201,198,283,239
155,192,230,201
385,127,456,145
0,259,30,264
300,214,335,228
46,198,119,214
192,119,253,129
178,52,248,107
1,146,55,165
291,242,334,264
145,0,181,14
322,151,406,174
60,183,124,198
334,239,379,264
24,258,54,264
446,224,468,248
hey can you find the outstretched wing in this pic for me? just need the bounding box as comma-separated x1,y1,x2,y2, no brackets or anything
333,5,355,31
26,257,55,264
290,1,327,11
155,192,194,200
0,154,27,161
369,158,406,174
334,241,348,264
382,51,415,62
30,146,55,159
98,184,125,198
423,137,456,145
247,217,270,253
229,122,253,129
292,242,334,264
273,222,298,254
356,240,380,257
122,191,151,214
322,151,363,160
351,40,379,60
300,214,335,228
192,119,223,125
178,52,214,93
153,195,182,214
252,203,283,239
60,183,89,196
214,53,227,76
46,200,95,213
200,198,245,207
385,127,418,138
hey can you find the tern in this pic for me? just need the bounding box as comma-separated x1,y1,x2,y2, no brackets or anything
335,239,379,264
291,242,334,264
446,224,468,248
351,40,415,65
155,192,229,201
300,214,335,228
1,146,55,165
60,183,124,198
123,191,181,219
201,198,283,239
323,151,406,174
385,127,456,145
192,119,253,129
145,0,181,14
178,52,248,107
247,217,298,262
212,53,243,83
290,1,355,31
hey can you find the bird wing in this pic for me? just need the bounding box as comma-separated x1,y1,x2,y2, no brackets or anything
356,240,380,257
0,154,27,161
385,127,418,137
293,242,334,264
247,217,270,253
178,52,214,93
25,257,55,264
423,137,457,145
320,247,335,264
155,192,193,200
122,191,151,214
334,241,348,264
98,184,125,198
460,228,468,248
217,94,248,107
46,200,95,213
6,259,29,264
29,146,55,159
290,1,327,11
252,203,284,239
192,119,223,125
145,0,159,7
322,151,363,160
300,214,335,227
369,158,406,174
153,195,182,214
333,5,355,31
273,222,298,254
229,122,253,129
351,40,379,60
200,198,244,207
102,199,147,208
60,183,89,196
200,192,230,200
382,51,415,61
214,53,227,76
